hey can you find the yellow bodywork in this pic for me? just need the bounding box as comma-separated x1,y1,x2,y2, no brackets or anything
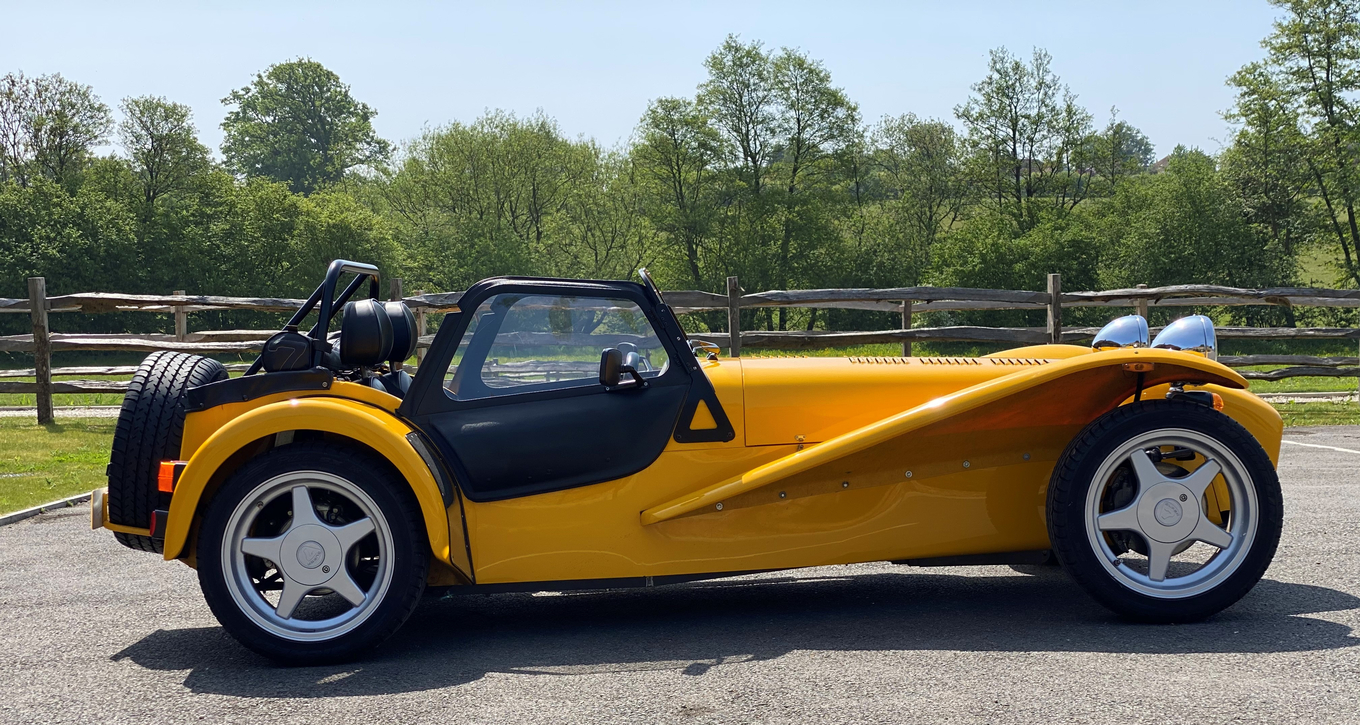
128,345,1281,589
160,382,470,580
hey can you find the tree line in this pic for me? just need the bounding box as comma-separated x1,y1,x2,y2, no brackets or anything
2,0,1358,338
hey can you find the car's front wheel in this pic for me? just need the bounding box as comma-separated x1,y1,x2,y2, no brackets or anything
1047,399,1282,622
196,443,428,664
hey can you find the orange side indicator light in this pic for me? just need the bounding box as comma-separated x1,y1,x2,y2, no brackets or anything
157,460,186,493
1212,393,1225,411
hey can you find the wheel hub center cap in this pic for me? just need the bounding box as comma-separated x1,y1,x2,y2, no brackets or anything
1136,482,1200,544
279,524,342,586
1154,498,1183,526
296,541,325,569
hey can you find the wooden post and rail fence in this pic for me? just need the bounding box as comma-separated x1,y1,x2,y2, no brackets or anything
3,274,1359,423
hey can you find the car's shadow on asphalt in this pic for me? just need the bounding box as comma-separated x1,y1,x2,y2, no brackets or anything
111,569,1360,698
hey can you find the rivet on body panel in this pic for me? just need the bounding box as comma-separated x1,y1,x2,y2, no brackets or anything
904,471,913,478
1023,453,1031,461
779,491,787,499
842,481,850,488
716,502,724,511
963,460,971,469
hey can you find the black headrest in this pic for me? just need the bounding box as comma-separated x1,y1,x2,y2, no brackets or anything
340,298,393,366
384,301,418,363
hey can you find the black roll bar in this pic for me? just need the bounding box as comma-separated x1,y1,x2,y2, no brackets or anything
244,259,381,375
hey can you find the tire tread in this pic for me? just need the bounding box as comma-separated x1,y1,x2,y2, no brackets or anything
107,352,227,552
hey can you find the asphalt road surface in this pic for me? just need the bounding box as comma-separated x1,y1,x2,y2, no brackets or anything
2,427,1358,725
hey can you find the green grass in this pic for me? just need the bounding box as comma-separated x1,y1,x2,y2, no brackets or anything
0,417,115,515
1240,367,1359,394
1274,401,1360,427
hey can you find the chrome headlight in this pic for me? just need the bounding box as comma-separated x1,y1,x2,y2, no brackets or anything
1092,315,1149,351
1150,315,1217,360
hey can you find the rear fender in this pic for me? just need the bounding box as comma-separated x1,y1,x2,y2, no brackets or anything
642,349,1271,525
162,397,458,572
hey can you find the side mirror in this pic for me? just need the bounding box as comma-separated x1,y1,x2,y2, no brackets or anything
599,348,623,387
599,348,648,391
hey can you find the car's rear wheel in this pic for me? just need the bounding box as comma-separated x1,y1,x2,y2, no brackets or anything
108,351,227,552
196,443,428,664
1047,399,1282,622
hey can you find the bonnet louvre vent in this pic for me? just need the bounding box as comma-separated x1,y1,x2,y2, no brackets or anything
845,356,1049,366
849,356,910,364
848,357,984,365
918,357,981,365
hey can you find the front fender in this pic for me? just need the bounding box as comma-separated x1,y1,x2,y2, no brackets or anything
162,397,454,567
642,348,1272,525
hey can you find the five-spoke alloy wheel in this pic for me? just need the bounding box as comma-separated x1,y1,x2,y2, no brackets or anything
198,443,428,664
1048,399,1282,622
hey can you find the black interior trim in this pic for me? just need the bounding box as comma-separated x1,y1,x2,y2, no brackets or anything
404,431,455,507
185,369,334,412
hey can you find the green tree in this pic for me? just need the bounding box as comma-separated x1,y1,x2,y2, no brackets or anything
1256,0,1360,286
0,73,28,185
870,113,969,263
380,112,595,290
0,72,111,188
1222,63,1314,258
767,47,859,328
633,97,722,288
118,96,211,211
221,59,390,194
0,177,138,296
545,149,659,281
955,48,1095,232
697,36,777,195
1091,110,1154,191
1093,148,1290,291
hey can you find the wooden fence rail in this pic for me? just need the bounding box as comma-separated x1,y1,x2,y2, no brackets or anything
5,274,1358,420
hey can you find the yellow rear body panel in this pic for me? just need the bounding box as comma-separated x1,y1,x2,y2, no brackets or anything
163,393,468,580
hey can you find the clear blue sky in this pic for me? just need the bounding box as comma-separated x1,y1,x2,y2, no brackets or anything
2,1,1281,158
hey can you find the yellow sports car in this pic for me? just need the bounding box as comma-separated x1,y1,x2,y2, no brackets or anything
92,261,1283,664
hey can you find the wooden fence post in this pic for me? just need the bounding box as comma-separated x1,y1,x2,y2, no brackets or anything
900,301,913,357
413,289,427,367
727,276,742,358
389,278,404,371
1047,273,1063,345
27,277,53,424
1134,283,1149,320
173,290,187,342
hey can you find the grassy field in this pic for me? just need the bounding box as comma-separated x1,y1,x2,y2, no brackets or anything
1272,401,1360,427
0,418,115,514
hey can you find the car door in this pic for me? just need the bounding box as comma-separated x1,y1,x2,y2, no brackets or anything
401,281,718,502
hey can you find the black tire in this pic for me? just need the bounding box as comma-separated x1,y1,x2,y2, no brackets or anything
1047,399,1283,622
196,443,429,665
107,351,228,552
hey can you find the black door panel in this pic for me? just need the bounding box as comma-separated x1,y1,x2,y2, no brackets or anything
401,278,733,503
428,383,688,501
